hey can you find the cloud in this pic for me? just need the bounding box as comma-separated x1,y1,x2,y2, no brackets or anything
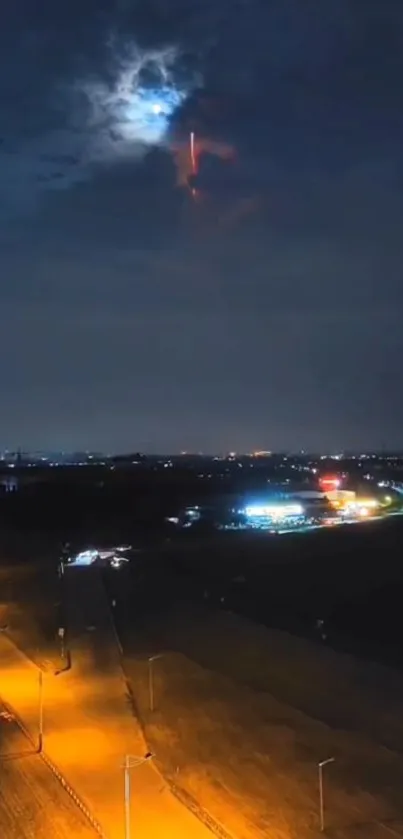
75,42,190,151
0,26,197,219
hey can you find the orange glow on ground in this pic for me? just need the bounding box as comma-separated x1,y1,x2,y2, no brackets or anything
0,631,213,839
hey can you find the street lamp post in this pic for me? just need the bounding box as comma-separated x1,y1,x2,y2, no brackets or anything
123,752,153,839
38,671,44,753
58,626,65,660
318,757,335,832
148,654,163,712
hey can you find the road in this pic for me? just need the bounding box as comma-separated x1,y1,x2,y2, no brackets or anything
0,703,97,838
63,565,215,839
0,565,216,839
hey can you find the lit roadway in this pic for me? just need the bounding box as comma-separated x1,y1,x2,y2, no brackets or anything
0,702,97,838
0,566,215,839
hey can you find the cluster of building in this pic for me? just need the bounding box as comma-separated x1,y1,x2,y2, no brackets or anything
168,474,396,534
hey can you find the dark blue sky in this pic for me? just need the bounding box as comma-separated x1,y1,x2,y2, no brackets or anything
0,0,402,453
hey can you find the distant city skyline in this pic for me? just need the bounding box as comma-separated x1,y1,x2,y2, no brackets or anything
0,447,402,461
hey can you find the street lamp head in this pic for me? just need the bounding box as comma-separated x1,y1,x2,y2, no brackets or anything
123,752,155,839
123,752,155,769
319,757,335,768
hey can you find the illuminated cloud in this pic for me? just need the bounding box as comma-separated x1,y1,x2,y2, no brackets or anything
78,43,190,159
0,38,193,217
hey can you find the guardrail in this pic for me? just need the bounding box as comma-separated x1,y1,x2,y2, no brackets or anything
0,690,108,838
0,637,108,839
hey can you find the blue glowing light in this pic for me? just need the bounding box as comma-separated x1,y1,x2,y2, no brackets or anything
122,86,185,143
70,550,98,566
244,503,303,518
81,47,190,157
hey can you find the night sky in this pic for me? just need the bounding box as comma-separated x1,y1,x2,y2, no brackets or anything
1,1,402,453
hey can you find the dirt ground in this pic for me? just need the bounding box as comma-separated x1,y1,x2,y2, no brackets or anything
140,605,403,752
0,562,62,670
123,604,403,839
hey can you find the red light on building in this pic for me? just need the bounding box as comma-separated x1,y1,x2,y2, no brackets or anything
319,475,341,490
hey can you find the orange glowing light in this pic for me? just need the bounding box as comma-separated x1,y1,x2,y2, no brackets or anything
170,134,236,195
190,131,196,173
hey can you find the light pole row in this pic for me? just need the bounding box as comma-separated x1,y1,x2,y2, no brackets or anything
37,671,154,839
37,655,335,836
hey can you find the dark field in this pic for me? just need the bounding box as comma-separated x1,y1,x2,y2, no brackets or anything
2,515,403,668
104,516,403,667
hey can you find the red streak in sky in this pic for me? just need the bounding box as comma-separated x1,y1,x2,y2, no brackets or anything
190,131,196,173
190,131,197,198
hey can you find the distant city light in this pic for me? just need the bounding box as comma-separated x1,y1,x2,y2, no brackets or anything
244,503,304,519
355,498,379,509
67,545,131,566
70,549,98,566
250,451,272,457
320,475,341,489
